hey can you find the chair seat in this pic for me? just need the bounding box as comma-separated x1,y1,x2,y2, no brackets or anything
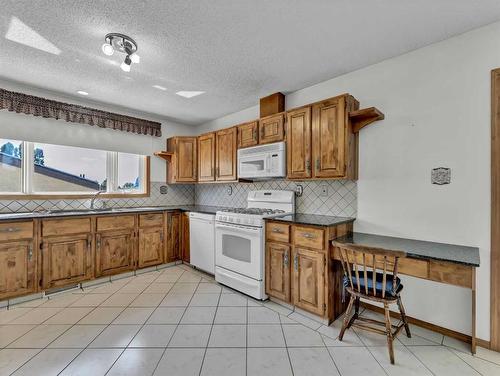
343,271,403,297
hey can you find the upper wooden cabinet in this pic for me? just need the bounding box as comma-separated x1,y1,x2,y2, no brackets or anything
166,136,198,183
286,106,312,179
287,94,359,180
215,127,238,181
237,121,259,148
198,133,216,182
259,113,285,144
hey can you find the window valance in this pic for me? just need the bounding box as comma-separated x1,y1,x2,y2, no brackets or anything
0,88,162,137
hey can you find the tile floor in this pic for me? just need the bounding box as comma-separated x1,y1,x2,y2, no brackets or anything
0,264,499,375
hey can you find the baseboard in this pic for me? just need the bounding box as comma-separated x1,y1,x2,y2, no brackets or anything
361,302,491,349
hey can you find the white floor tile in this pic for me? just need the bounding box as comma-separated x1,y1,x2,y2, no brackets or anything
78,307,124,324
368,345,433,376
282,324,324,347
247,324,285,347
328,346,386,376
208,325,246,347
289,347,339,376
169,283,198,294
129,293,166,307
8,324,71,348
218,293,247,307
0,308,33,324
59,349,123,376
452,348,500,376
153,348,205,376
106,348,163,376
100,293,139,307
168,325,211,347
263,300,293,316
129,325,176,347
143,282,174,294
443,335,473,353
0,325,35,347
44,307,94,324
197,283,222,294
409,346,480,375
288,312,322,330
181,306,216,324
147,307,186,324
12,348,80,376
0,349,40,375
40,294,83,308
10,307,63,324
70,293,111,307
214,307,247,324
89,325,141,348
48,325,106,348
189,293,220,306
248,306,280,324
160,294,193,307
247,347,292,376
201,348,246,376
112,307,154,324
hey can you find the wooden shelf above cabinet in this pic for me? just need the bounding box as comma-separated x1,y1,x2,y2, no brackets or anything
154,151,174,161
349,107,385,133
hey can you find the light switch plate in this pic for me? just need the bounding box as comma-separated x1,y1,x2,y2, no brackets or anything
431,167,451,185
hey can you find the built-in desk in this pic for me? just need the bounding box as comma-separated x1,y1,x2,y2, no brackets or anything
331,232,480,353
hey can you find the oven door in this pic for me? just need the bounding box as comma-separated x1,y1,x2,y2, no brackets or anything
215,222,263,280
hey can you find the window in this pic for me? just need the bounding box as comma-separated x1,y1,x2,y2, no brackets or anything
0,139,149,197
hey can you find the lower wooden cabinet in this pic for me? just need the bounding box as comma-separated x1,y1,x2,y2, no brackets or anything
181,212,190,263
95,229,135,277
138,227,164,268
265,242,290,302
166,212,181,262
41,234,93,289
292,247,326,316
0,240,36,300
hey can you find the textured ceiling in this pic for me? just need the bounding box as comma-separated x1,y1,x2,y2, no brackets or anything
1,0,500,125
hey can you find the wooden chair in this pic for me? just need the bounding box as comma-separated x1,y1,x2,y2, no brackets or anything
335,243,411,364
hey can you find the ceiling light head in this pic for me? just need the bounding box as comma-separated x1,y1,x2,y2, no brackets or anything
101,42,114,56
120,55,131,72
103,33,139,71
176,91,205,98
129,52,140,64
76,90,89,96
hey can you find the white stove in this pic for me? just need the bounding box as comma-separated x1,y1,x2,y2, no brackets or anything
215,190,295,300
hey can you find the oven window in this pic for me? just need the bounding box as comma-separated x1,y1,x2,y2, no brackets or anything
222,234,251,263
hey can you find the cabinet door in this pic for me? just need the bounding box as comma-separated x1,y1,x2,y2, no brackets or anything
0,241,36,300
259,113,285,144
177,137,197,182
216,127,237,181
238,121,259,148
42,234,93,289
138,227,164,268
292,247,325,316
166,212,181,262
198,133,216,182
312,96,346,178
96,230,134,277
181,212,190,263
286,107,312,179
265,242,290,302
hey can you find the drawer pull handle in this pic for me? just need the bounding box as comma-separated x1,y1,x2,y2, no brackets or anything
28,245,33,261
302,233,315,239
284,251,289,267
294,254,298,271
0,227,20,233
272,228,283,234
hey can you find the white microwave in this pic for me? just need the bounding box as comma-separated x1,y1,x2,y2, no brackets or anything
238,141,286,179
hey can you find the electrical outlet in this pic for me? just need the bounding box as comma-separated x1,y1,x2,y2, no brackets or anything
320,184,328,197
159,185,168,194
226,185,233,196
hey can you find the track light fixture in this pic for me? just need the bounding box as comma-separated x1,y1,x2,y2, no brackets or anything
101,33,140,72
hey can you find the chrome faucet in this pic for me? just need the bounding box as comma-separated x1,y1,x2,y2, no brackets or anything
90,191,103,210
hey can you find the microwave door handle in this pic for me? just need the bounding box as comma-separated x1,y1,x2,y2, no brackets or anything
266,155,271,173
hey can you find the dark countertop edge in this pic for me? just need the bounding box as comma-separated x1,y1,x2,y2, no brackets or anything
267,216,356,227
0,205,227,221
333,233,480,267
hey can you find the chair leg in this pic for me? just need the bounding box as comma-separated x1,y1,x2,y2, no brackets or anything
384,303,395,365
397,296,411,338
339,295,355,341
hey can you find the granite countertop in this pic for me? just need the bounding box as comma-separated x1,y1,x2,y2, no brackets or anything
0,205,228,221
268,214,356,227
333,232,480,267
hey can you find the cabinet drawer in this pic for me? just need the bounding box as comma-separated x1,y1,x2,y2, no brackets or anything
0,221,33,241
139,213,163,227
266,222,290,243
399,258,429,279
42,218,91,237
97,215,135,232
429,260,473,288
293,226,324,250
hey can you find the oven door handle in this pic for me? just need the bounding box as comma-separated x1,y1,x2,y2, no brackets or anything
216,223,262,235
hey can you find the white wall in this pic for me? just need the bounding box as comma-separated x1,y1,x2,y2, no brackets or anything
0,79,197,182
198,21,500,341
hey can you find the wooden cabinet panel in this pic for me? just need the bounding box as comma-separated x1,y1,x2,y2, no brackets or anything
215,127,237,181
42,218,91,237
265,242,290,302
41,234,93,289
166,212,181,262
312,97,346,178
0,221,33,241
181,212,190,263
96,230,134,277
138,227,163,268
293,226,325,250
97,215,135,232
0,241,36,300
238,121,259,148
139,213,163,228
429,260,473,288
266,222,290,243
292,247,325,316
259,114,285,144
198,133,216,182
286,107,312,179
176,137,197,182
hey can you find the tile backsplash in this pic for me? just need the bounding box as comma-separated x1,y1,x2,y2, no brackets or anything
0,182,194,213
195,179,357,217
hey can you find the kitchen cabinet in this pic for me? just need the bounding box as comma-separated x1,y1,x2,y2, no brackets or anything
138,213,164,268
259,113,285,144
41,234,93,289
166,136,198,183
237,121,259,148
0,220,36,300
166,211,181,262
198,132,216,182
96,229,135,277
265,242,290,302
181,212,190,263
286,106,312,179
215,127,237,181
292,247,325,316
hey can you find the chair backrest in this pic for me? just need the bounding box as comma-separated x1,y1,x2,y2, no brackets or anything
336,244,406,298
